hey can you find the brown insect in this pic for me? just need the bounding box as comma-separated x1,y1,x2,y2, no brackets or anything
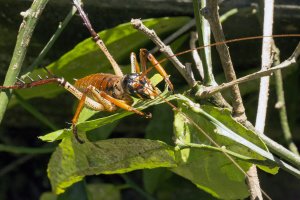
0,53,173,144
0,1,174,143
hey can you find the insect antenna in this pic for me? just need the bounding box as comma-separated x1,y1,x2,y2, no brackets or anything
158,34,300,65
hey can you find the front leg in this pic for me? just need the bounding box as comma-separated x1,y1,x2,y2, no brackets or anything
89,86,151,118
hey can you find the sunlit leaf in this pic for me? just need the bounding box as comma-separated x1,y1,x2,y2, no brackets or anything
48,138,177,194
86,183,121,200
40,90,175,142
171,95,278,199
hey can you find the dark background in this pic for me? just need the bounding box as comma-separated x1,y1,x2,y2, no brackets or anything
0,0,300,199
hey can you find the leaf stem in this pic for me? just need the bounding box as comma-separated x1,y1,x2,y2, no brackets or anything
14,93,58,130
120,174,156,200
0,144,54,154
273,45,299,155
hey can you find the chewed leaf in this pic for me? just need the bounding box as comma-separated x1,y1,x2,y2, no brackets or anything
48,138,177,194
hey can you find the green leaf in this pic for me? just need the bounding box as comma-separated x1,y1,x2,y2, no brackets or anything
57,181,88,200
86,183,121,200
15,17,190,100
171,95,278,199
40,90,176,142
143,104,174,194
40,192,57,200
48,138,177,194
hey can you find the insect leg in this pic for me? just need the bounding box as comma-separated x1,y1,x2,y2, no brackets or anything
70,85,113,144
130,52,141,73
89,86,151,118
140,48,174,91
71,93,87,144
0,77,60,90
0,76,108,143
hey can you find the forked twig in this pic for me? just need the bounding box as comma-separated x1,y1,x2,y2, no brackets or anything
202,0,246,122
196,43,300,97
131,18,196,87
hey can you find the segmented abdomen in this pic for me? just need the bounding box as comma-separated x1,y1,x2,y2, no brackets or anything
74,73,134,106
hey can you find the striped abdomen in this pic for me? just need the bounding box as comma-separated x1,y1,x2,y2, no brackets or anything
74,73,132,104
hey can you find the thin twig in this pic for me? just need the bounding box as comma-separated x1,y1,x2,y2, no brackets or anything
190,32,204,80
193,0,212,85
14,93,58,130
251,0,275,197
150,19,196,54
0,0,50,124
202,0,246,122
273,46,299,155
0,144,54,154
184,63,196,84
196,43,300,97
275,71,299,155
244,120,300,171
131,18,196,87
0,155,34,177
21,3,78,78
255,0,275,134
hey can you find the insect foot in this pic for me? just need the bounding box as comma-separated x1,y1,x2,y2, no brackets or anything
72,123,85,144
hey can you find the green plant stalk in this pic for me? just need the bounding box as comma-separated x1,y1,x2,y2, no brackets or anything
21,4,77,77
275,70,299,155
177,142,265,163
192,1,238,86
0,155,33,177
0,144,54,154
120,174,156,200
14,93,58,130
192,0,212,85
17,5,76,133
0,0,49,124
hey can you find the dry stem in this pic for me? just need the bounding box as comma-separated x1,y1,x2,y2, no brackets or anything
202,0,246,122
131,18,196,87
196,43,300,97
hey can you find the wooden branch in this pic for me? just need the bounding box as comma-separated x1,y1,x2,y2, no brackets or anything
131,18,196,87
196,43,300,97
202,0,246,122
